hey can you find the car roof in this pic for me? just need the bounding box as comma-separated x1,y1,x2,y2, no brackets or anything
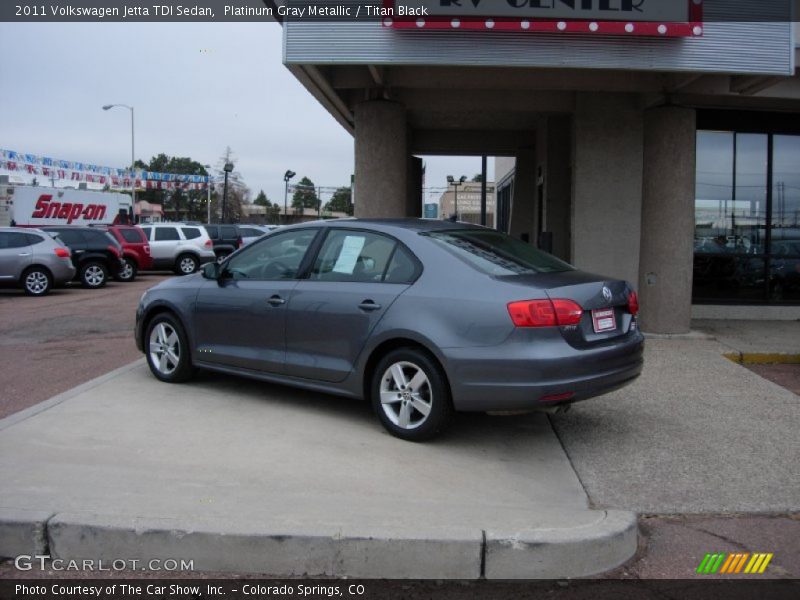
280,218,487,234
0,227,47,233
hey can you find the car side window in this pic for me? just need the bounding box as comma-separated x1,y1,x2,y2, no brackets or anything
310,230,397,283
225,229,317,281
154,227,180,241
181,227,202,240
0,232,31,249
384,245,420,284
25,233,45,246
54,229,85,245
205,225,218,238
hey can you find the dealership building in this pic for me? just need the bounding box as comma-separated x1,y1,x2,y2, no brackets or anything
280,0,800,332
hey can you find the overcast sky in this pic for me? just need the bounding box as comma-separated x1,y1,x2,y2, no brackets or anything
0,22,492,210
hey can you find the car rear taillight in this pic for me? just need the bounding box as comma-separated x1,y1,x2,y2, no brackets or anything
108,245,120,258
507,299,583,328
144,245,151,255
204,239,213,248
238,237,243,248
627,291,639,316
54,247,70,258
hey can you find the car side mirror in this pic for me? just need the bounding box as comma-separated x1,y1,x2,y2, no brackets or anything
201,262,220,280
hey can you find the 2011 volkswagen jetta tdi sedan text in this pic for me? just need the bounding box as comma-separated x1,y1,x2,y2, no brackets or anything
135,219,644,441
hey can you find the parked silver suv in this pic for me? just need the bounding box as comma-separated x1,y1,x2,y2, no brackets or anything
139,223,216,275
0,227,76,296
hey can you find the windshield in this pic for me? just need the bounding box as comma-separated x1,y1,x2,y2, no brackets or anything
424,229,574,275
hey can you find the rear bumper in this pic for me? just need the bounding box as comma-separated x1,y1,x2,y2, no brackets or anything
50,261,77,284
445,330,645,412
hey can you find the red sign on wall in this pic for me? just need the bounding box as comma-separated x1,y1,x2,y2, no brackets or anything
382,0,704,38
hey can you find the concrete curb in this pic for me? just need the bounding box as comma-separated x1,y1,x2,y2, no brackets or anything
485,510,638,579
723,352,800,365
0,509,53,559
0,508,638,579
45,513,482,578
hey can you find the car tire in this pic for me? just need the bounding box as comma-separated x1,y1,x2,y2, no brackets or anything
216,251,230,264
371,347,452,442
115,257,138,282
80,261,108,289
21,267,52,297
175,254,199,275
145,313,193,383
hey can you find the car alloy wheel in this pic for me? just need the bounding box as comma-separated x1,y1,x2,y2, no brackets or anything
379,361,434,430
149,321,181,376
145,314,193,383
23,269,51,296
118,258,136,282
81,262,107,288
178,255,199,274
372,348,452,441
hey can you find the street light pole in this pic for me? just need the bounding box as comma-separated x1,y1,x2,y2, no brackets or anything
102,104,135,213
447,175,467,221
203,164,212,223
222,162,234,223
283,170,296,225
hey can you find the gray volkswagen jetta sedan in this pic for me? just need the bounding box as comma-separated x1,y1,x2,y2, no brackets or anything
136,219,644,441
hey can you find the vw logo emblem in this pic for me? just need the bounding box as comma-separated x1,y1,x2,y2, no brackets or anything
602,287,613,302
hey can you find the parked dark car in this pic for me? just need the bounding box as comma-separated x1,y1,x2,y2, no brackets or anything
0,227,76,296
98,224,153,282
203,224,243,262
136,219,644,441
41,226,125,289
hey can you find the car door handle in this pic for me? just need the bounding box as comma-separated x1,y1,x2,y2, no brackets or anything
18,253,31,257
267,295,286,307
358,300,382,311
73,250,85,254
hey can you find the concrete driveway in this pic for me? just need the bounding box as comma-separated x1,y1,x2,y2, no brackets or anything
551,334,800,513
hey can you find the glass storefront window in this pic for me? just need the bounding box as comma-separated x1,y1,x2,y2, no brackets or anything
694,130,799,304
771,136,800,302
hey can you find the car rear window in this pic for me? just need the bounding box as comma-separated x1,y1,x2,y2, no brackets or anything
119,228,145,244
239,228,262,237
221,225,238,238
424,230,573,275
181,227,202,240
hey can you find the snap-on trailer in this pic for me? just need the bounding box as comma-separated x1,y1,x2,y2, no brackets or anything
0,183,133,227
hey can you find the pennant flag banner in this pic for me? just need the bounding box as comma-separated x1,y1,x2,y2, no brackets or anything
0,148,213,189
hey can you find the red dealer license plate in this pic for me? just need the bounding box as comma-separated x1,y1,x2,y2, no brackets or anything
592,308,617,333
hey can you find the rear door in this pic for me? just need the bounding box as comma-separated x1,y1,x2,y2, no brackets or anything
285,229,417,382
149,226,180,263
0,232,32,280
193,228,320,374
